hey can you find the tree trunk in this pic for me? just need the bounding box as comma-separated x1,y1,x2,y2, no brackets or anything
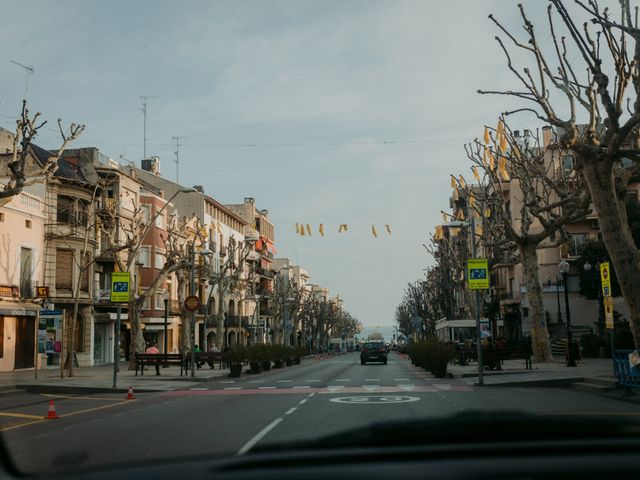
127,302,145,370
520,242,552,362
216,287,225,349
176,270,190,354
292,316,300,347
581,159,640,347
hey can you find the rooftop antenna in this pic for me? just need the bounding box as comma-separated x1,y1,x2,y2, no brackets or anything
172,136,185,183
140,95,157,158
9,60,34,100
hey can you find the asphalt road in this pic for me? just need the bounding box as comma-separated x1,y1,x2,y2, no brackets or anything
2,352,639,474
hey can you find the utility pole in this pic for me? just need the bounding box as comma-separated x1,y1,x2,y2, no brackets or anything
140,95,157,159
9,60,34,100
172,136,185,183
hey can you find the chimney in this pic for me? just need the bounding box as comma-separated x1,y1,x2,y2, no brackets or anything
244,197,255,204
260,209,269,216
141,156,161,175
542,125,553,148
193,185,204,193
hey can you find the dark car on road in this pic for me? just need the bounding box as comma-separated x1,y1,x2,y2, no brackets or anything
360,341,388,365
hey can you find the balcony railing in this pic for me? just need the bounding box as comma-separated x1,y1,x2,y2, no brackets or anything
94,289,112,303
225,315,241,327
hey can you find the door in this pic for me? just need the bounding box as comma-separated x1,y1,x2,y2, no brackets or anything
93,325,108,364
15,316,35,369
20,248,32,298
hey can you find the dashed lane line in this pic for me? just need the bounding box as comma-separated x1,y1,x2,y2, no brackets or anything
236,418,283,456
284,407,297,415
258,387,276,390
224,387,242,390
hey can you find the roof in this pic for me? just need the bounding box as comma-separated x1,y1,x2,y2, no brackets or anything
30,143,89,183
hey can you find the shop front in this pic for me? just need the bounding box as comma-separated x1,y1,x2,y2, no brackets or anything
0,301,39,371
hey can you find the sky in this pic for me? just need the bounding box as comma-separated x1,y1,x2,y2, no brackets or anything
1,0,570,328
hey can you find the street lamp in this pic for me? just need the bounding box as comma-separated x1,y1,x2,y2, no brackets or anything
187,244,213,377
163,290,169,366
558,259,577,367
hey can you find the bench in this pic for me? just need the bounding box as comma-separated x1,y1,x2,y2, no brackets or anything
184,352,224,370
135,353,185,376
464,346,532,370
613,349,640,396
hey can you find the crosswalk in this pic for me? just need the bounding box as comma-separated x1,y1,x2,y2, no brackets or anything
164,383,473,397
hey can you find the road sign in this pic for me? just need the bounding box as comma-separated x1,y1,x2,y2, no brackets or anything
184,295,201,312
467,258,489,290
604,295,614,329
600,262,612,298
110,272,130,303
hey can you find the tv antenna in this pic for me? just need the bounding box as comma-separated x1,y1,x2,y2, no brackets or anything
140,95,157,158
9,60,34,100
172,136,185,183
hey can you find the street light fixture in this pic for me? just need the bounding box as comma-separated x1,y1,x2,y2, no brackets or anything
558,259,577,367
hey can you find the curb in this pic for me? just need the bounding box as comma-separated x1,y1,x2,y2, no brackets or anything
479,377,584,388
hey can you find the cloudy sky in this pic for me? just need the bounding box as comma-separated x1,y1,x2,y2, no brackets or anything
1,0,571,328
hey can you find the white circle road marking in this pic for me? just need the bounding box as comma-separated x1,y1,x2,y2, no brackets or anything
329,396,420,404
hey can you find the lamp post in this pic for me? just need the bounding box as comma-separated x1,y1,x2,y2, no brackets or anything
188,244,213,377
558,260,577,367
163,290,169,367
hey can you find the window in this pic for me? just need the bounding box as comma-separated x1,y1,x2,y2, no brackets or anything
155,293,165,310
562,155,574,174
20,248,32,298
142,295,151,311
569,233,588,257
56,195,73,223
141,205,151,225
55,249,73,290
0,212,4,222
138,246,150,267
155,211,165,229
76,199,89,226
25,219,32,229
155,250,165,269
80,253,91,292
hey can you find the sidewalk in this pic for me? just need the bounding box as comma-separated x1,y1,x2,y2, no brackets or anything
0,363,231,394
450,358,617,388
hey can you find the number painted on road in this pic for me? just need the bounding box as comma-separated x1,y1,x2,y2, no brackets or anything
329,395,420,404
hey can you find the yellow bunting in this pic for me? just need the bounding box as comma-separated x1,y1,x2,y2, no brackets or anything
385,224,391,234
306,224,312,236
500,132,508,152
497,119,504,135
459,175,467,189
484,207,491,217
338,224,348,233
482,149,487,166
450,227,460,237
499,157,510,180
450,176,456,188
472,166,480,181
300,223,305,236
475,225,483,236
488,150,495,170
319,224,324,236
295,223,299,234
371,225,378,238
434,225,443,240
452,186,459,201
456,209,465,221
513,145,521,160
442,211,448,223
469,194,475,208
484,127,490,145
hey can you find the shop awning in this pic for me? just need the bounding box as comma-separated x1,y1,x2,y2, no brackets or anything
0,301,39,317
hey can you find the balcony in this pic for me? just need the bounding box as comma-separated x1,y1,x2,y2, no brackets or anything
225,315,240,327
241,316,251,328
94,289,112,304
259,308,273,317
256,267,274,279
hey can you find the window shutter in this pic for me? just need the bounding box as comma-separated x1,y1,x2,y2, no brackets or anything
56,250,73,289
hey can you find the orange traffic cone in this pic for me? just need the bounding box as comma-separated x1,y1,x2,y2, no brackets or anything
126,386,135,400
45,400,59,419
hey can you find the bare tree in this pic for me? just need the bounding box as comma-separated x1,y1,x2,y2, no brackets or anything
461,121,590,361
484,0,640,347
271,271,305,345
0,101,84,206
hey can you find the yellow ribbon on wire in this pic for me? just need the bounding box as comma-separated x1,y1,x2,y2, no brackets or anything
484,127,490,145
385,224,391,234
306,224,312,236
319,224,324,236
472,166,480,181
371,225,378,238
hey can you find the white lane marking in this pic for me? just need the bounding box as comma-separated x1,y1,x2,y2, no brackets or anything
248,380,264,383
224,387,242,390
365,378,381,381
305,379,321,382
434,384,451,390
298,399,307,405
308,392,316,398
293,386,310,389
192,388,208,391
394,378,410,381
258,386,276,390
398,384,415,391
335,379,350,382
285,407,297,415
220,381,235,384
363,385,380,391
236,418,283,456
277,380,293,383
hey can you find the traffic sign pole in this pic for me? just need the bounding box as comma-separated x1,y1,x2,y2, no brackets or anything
110,272,130,388
113,303,121,388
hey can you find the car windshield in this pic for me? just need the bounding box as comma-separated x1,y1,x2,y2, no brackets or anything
2,0,640,476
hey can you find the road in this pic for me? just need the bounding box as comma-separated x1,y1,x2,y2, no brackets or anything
1,352,639,474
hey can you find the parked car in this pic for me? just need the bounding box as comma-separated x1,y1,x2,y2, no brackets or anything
360,341,388,365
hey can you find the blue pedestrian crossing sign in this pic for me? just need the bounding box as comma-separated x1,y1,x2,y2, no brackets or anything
111,272,131,302
467,258,489,290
